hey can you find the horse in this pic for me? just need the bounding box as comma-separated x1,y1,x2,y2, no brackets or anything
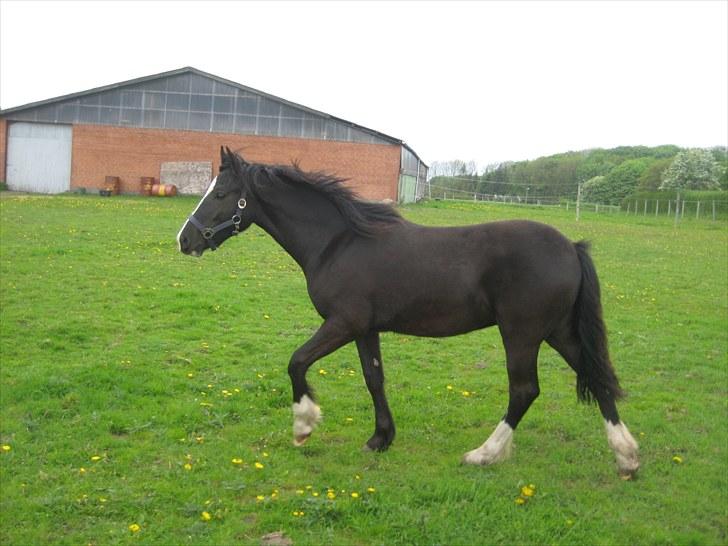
177,147,639,478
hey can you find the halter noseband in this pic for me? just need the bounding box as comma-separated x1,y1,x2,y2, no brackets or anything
187,197,248,250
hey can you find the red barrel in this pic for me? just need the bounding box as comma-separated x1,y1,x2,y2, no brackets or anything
140,176,155,196
150,184,178,197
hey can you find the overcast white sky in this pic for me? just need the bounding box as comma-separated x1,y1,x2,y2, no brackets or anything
1,0,726,169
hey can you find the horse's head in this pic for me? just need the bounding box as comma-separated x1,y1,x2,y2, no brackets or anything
177,147,254,256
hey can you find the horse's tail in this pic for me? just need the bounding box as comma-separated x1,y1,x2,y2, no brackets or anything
573,241,624,403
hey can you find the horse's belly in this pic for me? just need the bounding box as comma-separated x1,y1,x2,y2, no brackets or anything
381,295,496,337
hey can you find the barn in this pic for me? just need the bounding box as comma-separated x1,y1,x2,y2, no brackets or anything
0,67,427,202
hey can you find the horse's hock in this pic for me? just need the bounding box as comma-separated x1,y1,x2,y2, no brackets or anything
161,161,213,195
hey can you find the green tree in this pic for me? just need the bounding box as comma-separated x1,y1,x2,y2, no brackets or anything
638,158,672,191
604,158,651,201
660,149,723,190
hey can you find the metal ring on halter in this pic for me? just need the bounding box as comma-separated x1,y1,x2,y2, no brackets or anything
202,228,214,240
232,214,241,225
238,198,247,209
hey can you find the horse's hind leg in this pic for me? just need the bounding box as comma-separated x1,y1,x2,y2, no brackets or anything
355,332,395,451
547,325,639,477
463,335,540,465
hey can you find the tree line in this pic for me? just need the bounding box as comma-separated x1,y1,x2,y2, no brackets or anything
428,146,727,204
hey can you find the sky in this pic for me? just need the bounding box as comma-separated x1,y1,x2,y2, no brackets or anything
1,0,726,169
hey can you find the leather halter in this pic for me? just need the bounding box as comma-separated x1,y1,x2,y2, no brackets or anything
187,197,247,250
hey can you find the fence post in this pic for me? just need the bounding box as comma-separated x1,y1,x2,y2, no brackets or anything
674,193,680,228
644,200,648,215
576,183,582,221
713,200,716,221
655,200,659,217
696,201,700,219
667,199,671,216
681,199,686,218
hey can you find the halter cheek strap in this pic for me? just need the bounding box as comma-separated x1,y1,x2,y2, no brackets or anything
188,197,247,251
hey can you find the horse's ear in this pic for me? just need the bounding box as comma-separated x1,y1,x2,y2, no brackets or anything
220,146,227,164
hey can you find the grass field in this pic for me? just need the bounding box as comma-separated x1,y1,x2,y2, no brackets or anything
1,194,726,545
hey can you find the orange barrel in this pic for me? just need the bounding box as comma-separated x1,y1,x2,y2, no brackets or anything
150,184,178,197
104,176,120,195
140,176,155,196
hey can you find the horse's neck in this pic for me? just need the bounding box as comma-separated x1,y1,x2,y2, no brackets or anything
253,185,348,272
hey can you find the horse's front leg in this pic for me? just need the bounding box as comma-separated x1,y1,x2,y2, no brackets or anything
356,332,395,451
288,319,353,446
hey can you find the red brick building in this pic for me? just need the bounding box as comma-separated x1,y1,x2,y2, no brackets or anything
0,67,427,202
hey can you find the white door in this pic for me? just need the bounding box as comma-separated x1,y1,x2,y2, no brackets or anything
6,122,72,193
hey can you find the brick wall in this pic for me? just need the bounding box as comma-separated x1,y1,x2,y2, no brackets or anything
70,125,401,200
0,118,6,183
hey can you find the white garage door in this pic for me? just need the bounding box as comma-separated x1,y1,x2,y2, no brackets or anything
6,122,72,193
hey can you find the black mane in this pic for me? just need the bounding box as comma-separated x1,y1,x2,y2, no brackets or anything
239,157,404,237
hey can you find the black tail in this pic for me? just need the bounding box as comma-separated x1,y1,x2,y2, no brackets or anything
573,241,624,403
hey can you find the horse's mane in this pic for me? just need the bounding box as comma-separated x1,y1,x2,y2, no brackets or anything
240,158,404,237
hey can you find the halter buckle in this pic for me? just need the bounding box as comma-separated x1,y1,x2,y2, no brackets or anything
202,228,214,240
238,198,247,209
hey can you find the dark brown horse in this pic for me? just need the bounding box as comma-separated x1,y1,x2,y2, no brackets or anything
177,148,639,477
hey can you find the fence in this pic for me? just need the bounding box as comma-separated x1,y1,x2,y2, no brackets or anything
427,183,727,221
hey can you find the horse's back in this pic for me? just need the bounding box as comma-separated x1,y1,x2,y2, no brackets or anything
309,219,581,337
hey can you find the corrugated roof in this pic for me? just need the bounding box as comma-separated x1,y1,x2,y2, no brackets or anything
0,66,426,165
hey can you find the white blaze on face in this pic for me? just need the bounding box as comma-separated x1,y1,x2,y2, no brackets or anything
462,420,514,465
177,176,219,252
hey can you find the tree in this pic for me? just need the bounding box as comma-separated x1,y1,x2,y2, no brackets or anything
604,158,651,201
637,158,672,191
581,175,610,203
659,149,723,190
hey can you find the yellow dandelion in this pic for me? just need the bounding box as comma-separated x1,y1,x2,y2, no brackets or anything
254,462,264,469
566,519,575,526
187,373,194,378
515,497,526,505
461,391,471,397
305,485,313,490
296,489,304,495
231,458,243,465
195,436,204,444
256,495,265,501
672,455,684,464
292,510,305,517
312,491,320,497
351,492,360,498
79,467,86,474
128,523,141,533
355,474,361,480
90,455,102,462
184,463,192,471
1,445,11,452
262,452,269,457
327,491,336,500
521,485,535,497
446,385,453,391
318,369,327,375
367,487,376,493
201,511,212,521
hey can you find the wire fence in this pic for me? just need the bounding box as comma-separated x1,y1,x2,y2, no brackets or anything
427,183,728,221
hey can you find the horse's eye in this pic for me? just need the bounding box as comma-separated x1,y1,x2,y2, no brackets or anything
215,191,226,199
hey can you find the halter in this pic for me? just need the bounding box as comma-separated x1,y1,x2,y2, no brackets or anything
187,197,247,251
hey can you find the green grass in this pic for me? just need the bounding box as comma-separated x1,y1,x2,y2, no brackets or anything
1,194,726,545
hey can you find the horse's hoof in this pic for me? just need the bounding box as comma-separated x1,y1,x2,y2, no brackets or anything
365,432,393,452
619,465,639,480
293,433,311,447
